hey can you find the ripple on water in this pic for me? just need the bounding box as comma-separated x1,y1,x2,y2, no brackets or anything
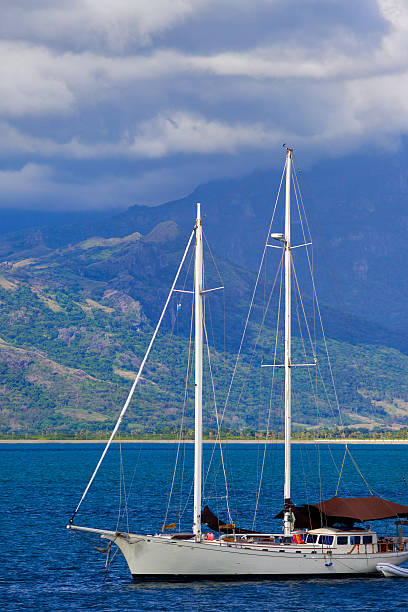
2,443,408,611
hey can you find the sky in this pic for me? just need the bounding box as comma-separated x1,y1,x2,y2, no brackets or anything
1,0,408,209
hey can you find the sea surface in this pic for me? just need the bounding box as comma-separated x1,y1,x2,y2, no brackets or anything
2,442,408,611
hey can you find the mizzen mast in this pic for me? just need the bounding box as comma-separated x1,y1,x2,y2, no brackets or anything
283,148,293,536
193,202,203,540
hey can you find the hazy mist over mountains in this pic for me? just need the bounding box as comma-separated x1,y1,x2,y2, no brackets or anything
1,145,408,436
3,142,408,338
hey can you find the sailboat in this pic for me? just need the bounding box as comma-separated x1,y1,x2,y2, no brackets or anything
68,148,408,578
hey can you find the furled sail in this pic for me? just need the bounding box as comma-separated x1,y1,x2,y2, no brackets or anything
201,506,258,535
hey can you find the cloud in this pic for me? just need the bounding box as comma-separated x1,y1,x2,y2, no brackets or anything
0,163,66,207
0,161,210,209
0,0,209,51
128,112,281,157
1,0,408,208
0,113,282,159
0,162,145,209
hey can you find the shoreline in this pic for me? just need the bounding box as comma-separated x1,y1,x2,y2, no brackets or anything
1,438,408,444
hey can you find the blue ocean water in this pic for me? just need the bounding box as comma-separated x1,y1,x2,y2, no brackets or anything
2,442,408,611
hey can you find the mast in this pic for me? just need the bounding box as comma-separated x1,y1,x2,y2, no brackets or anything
283,148,293,536
193,202,203,540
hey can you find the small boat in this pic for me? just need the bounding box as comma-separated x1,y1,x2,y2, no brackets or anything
377,563,408,577
67,148,408,579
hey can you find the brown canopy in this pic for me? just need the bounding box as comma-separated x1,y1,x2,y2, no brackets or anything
315,496,408,522
275,496,408,530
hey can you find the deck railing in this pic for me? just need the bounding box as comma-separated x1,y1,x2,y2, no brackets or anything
347,540,407,554
377,540,407,553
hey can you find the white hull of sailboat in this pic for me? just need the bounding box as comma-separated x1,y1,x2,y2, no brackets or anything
99,532,408,579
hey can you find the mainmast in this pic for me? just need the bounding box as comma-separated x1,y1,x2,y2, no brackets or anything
193,202,203,540
283,148,293,536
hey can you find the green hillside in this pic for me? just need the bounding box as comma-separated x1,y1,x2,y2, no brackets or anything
1,216,408,438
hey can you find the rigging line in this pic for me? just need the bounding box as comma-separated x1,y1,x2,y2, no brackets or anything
253,252,284,528
291,168,312,250
69,228,195,524
290,273,325,503
171,244,195,338
220,163,286,421
201,244,232,515
294,171,373,495
203,203,238,445
123,453,130,535
299,444,316,530
346,446,374,495
294,165,389,435
179,478,194,521
292,273,346,493
234,251,285,414
178,296,195,531
164,241,194,344
316,432,323,506
118,440,130,534
116,440,127,533
255,352,262,511
335,446,348,496
303,442,320,512
291,269,327,443
177,291,199,526
292,276,321,422
291,160,318,409
202,314,233,524
163,242,194,530
202,247,219,399
170,250,194,340
204,250,285,486
181,244,195,294
291,166,346,435
202,169,285,493
201,237,230,487
292,158,313,247
203,246,224,397
203,231,225,289
121,443,143,526
296,249,345,428
116,440,123,532
290,259,339,425
178,433,188,532
289,237,316,361
163,285,195,531
255,232,270,496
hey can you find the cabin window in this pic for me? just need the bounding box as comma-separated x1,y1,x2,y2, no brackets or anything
363,535,372,544
318,535,333,545
350,536,361,545
337,536,348,545
305,534,318,544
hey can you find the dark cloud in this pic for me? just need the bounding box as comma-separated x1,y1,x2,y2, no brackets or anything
0,0,406,209
161,0,386,55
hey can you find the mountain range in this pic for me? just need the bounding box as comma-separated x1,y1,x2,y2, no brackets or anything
1,145,408,436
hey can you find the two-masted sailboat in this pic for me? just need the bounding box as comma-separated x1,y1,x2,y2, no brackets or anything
68,149,408,578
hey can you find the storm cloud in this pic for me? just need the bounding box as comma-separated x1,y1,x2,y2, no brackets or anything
0,0,407,208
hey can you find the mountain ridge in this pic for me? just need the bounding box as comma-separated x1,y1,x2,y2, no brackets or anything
1,148,408,435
